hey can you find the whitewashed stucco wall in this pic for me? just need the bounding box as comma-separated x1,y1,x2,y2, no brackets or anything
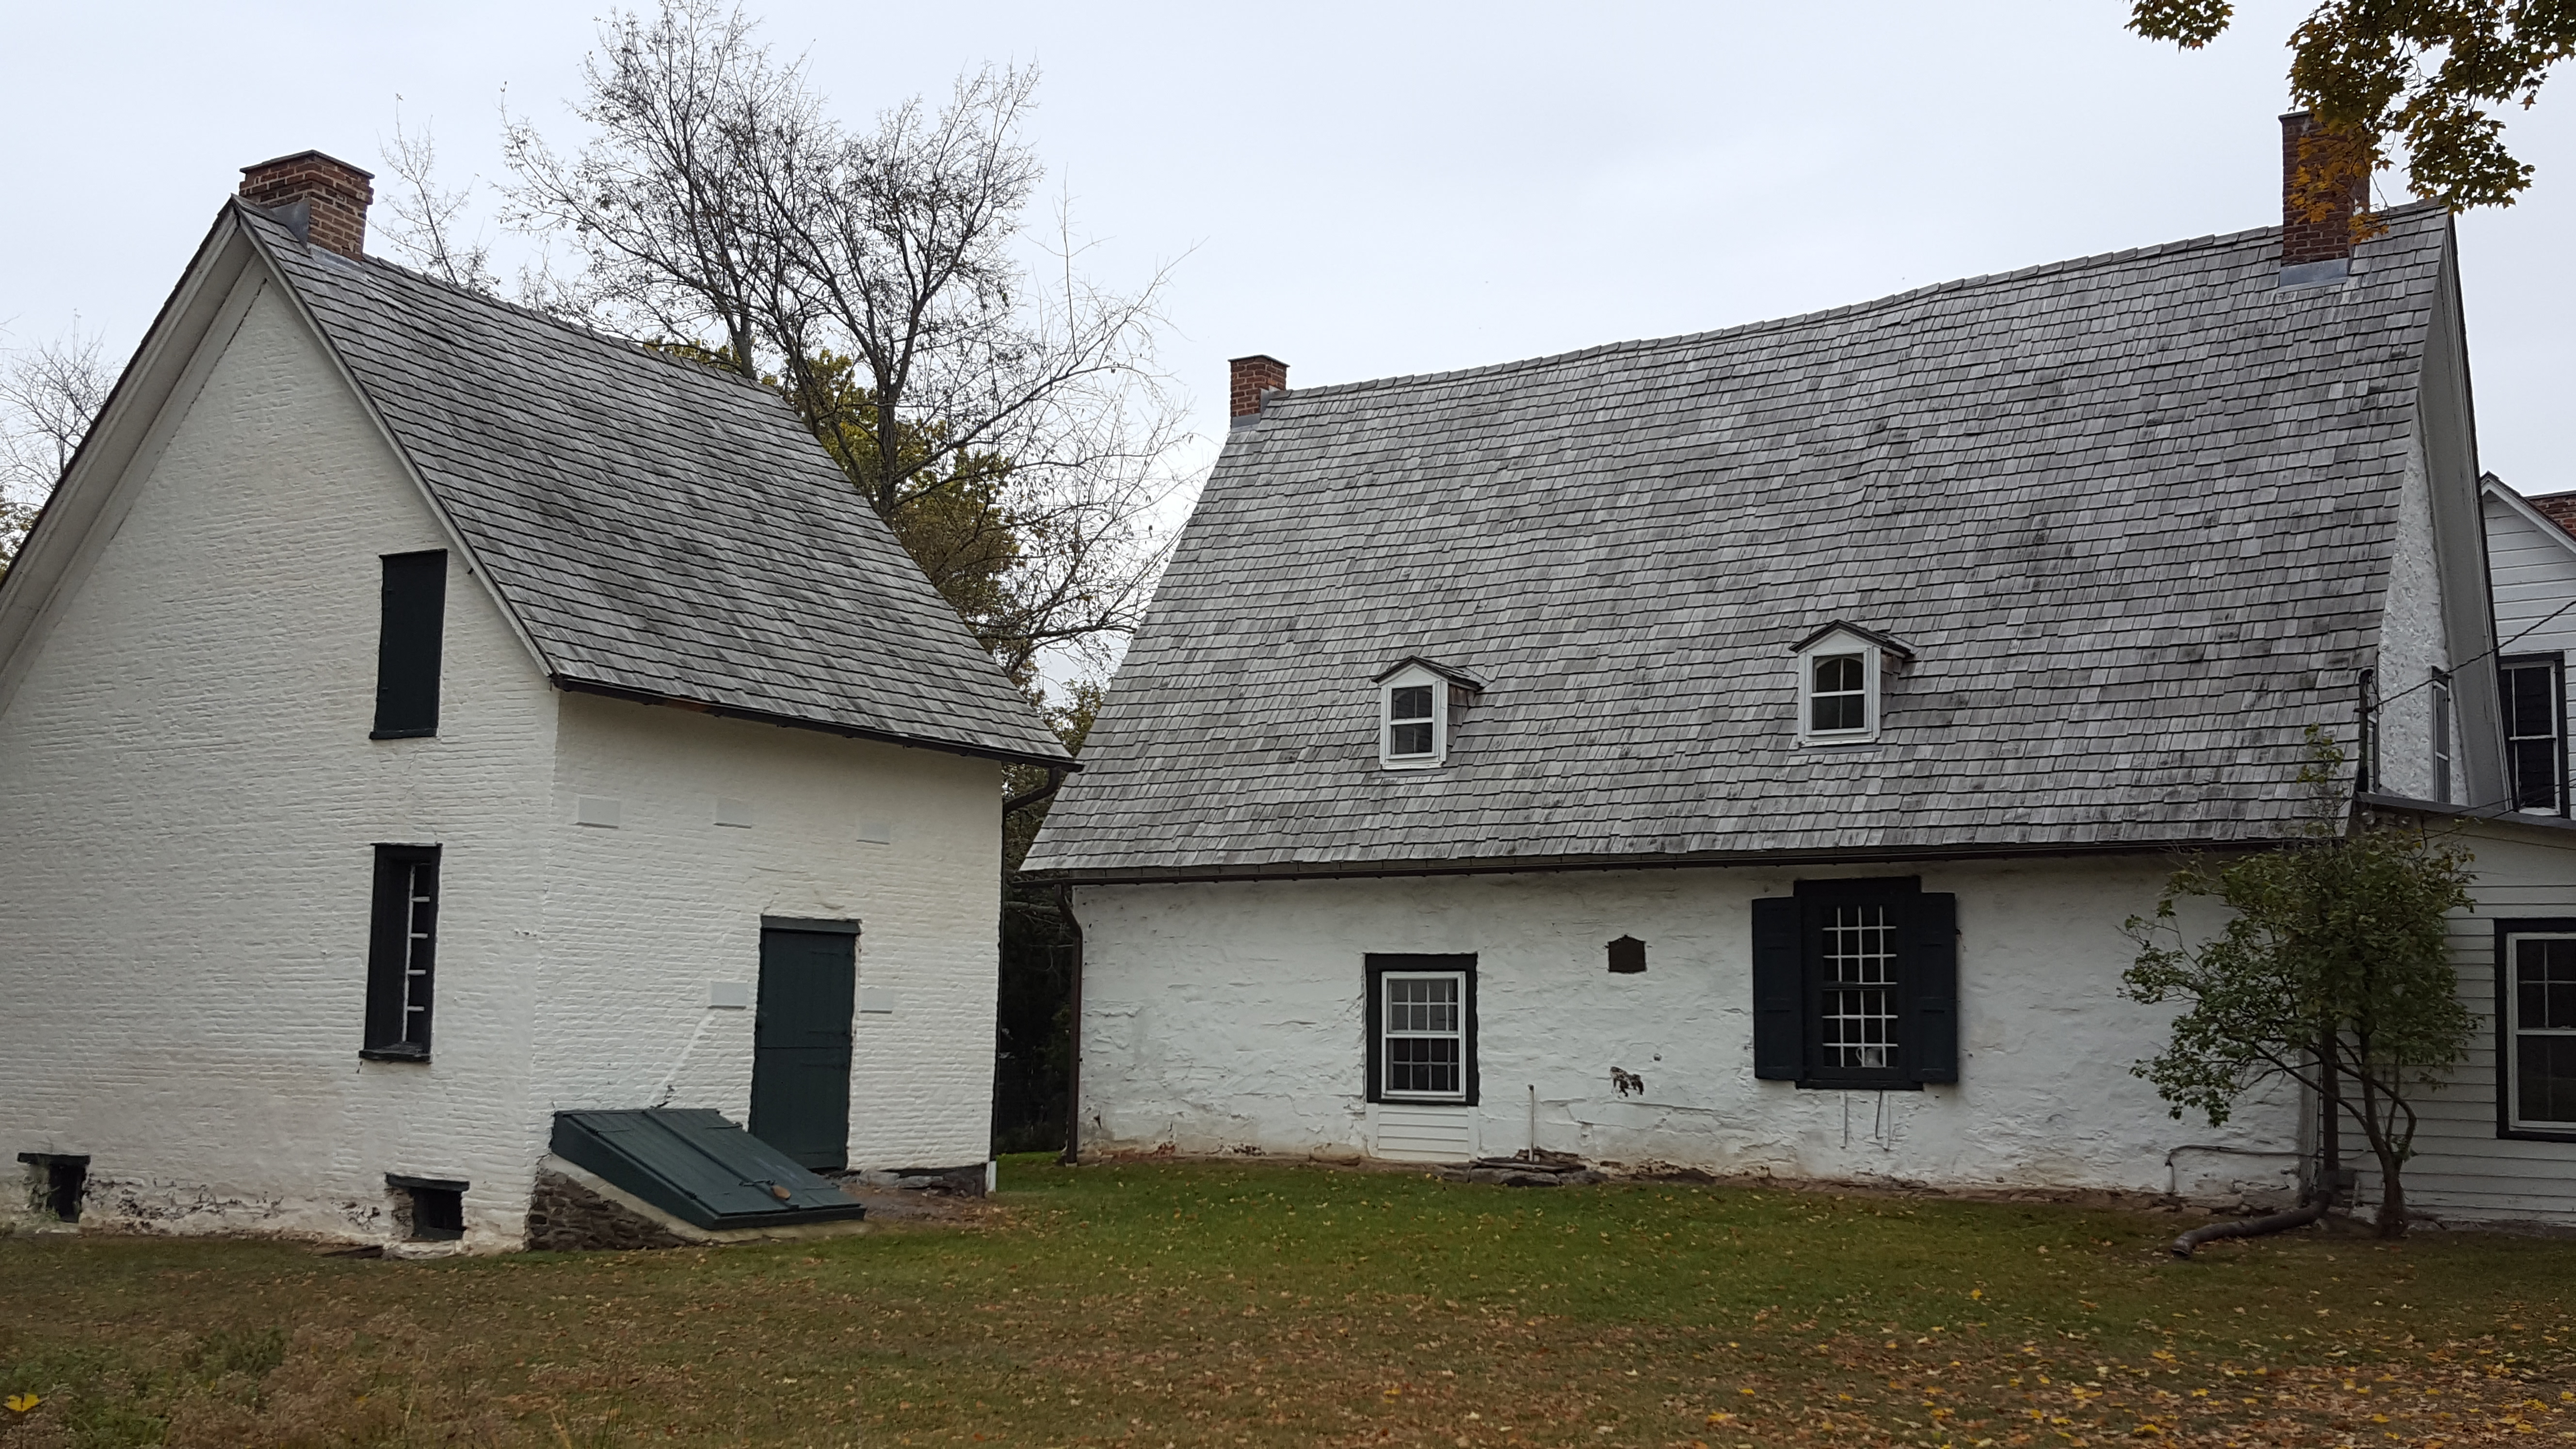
1072,858,2303,1200
2375,434,2456,801
533,693,1004,1181
0,276,556,1246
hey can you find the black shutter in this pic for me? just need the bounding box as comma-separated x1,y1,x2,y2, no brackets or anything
1751,897,1803,1080
1907,893,1959,1083
363,848,413,1049
372,551,447,739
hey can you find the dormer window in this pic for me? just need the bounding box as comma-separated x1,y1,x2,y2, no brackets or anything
1791,622,1913,746
1373,656,1486,770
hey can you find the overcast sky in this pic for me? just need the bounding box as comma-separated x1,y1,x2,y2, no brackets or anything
4,0,2568,498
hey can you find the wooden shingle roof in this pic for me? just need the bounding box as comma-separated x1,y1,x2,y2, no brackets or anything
1027,204,2460,877
238,204,1065,768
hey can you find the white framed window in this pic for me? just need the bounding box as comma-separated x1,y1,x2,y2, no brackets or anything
2500,655,2566,814
2504,930,2576,1135
1372,658,1483,770
1366,953,1475,1103
1791,623,1908,746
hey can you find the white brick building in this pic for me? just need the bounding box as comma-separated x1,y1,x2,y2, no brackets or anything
1027,118,2576,1228
0,153,1067,1249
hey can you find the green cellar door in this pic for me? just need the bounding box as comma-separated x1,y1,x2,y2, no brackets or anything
749,927,857,1172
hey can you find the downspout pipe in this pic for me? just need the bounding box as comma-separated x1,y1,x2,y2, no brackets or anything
2169,1198,2326,1258
1056,885,1084,1167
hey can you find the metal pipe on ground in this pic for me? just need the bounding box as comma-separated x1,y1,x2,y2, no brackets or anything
2169,1199,2327,1258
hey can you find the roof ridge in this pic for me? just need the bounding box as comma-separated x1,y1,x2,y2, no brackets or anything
232,199,779,398
1272,202,2450,407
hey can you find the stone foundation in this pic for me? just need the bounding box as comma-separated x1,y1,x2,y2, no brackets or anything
524,1168,690,1252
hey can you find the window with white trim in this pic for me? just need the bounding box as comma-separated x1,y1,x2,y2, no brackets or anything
1377,662,1452,769
2504,930,2576,1134
1791,625,1905,745
1364,953,1475,1103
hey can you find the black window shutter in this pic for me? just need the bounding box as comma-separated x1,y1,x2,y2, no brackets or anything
363,848,413,1049
372,551,447,738
1906,893,1960,1083
1750,897,1803,1080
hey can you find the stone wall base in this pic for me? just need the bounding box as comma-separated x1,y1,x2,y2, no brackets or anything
524,1168,691,1252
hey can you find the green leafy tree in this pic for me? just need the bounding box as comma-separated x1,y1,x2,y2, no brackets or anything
2122,728,2477,1236
2130,0,2575,213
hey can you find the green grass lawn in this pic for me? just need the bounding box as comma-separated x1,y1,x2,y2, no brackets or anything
2,1156,2570,1448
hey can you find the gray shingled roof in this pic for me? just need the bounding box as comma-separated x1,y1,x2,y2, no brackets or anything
238,203,1065,767
1025,205,2457,877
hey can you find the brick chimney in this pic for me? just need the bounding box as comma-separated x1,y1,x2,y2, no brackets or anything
1229,354,1288,420
2279,112,2370,268
239,151,375,260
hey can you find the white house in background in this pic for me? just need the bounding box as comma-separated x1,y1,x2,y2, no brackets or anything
0,152,1068,1250
1026,115,2576,1227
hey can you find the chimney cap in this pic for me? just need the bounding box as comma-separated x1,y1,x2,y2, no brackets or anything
240,149,375,182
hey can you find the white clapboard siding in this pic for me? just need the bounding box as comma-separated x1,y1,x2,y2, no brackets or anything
1372,1105,1476,1163
2348,821,2576,1225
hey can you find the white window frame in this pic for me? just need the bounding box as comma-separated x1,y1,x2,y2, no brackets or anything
1379,663,1447,769
1795,629,1884,746
1377,969,1469,1103
2505,930,2576,1134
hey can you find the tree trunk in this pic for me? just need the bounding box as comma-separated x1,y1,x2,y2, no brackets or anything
2317,1021,2342,1208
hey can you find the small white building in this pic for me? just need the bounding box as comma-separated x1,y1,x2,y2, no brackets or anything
0,153,1068,1249
1026,118,2576,1227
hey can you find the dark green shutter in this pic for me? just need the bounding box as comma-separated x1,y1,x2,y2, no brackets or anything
1907,893,1959,1083
1751,897,1803,1080
372,551,447,738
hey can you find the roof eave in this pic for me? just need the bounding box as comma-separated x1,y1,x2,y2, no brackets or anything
553,675,1075,771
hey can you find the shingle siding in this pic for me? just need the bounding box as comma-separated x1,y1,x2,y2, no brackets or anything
1029,206,2459,876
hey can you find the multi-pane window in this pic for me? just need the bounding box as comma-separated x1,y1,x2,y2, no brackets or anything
1382,974,1464,1098
1819,905,1898,1069
1751,881,1957,1088
2508,933,2576,1131
362,845,441,1059
1364,954,1475,1103
1387,685,1435,758
2500,657,2565,814
1809,655,1867,734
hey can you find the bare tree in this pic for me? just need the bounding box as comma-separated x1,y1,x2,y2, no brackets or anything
499,0,1188,692
0,326,111,577
378,107,499,293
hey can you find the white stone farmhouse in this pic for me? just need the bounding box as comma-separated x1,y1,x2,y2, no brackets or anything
0,153,1068,1249
1025,117,2576,1227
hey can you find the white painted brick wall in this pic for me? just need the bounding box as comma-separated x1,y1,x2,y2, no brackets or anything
0,276,556,1247
0,263,1008,1248
1073,858,2305,1200
533,691,1001,1178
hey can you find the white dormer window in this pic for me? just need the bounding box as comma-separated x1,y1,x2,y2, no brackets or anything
1373,656,1486,770
1791,623,1912,746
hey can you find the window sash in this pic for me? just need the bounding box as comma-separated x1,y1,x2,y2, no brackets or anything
2510,934,2576,1129
1380,971,1466,1100
2431,675,2453,803
1809,654,1867,733
2500,659,2565,814
1387,684,1435,757
1815,904,1901,1073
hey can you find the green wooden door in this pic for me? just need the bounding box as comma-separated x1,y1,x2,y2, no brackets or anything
749,927,857,1171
